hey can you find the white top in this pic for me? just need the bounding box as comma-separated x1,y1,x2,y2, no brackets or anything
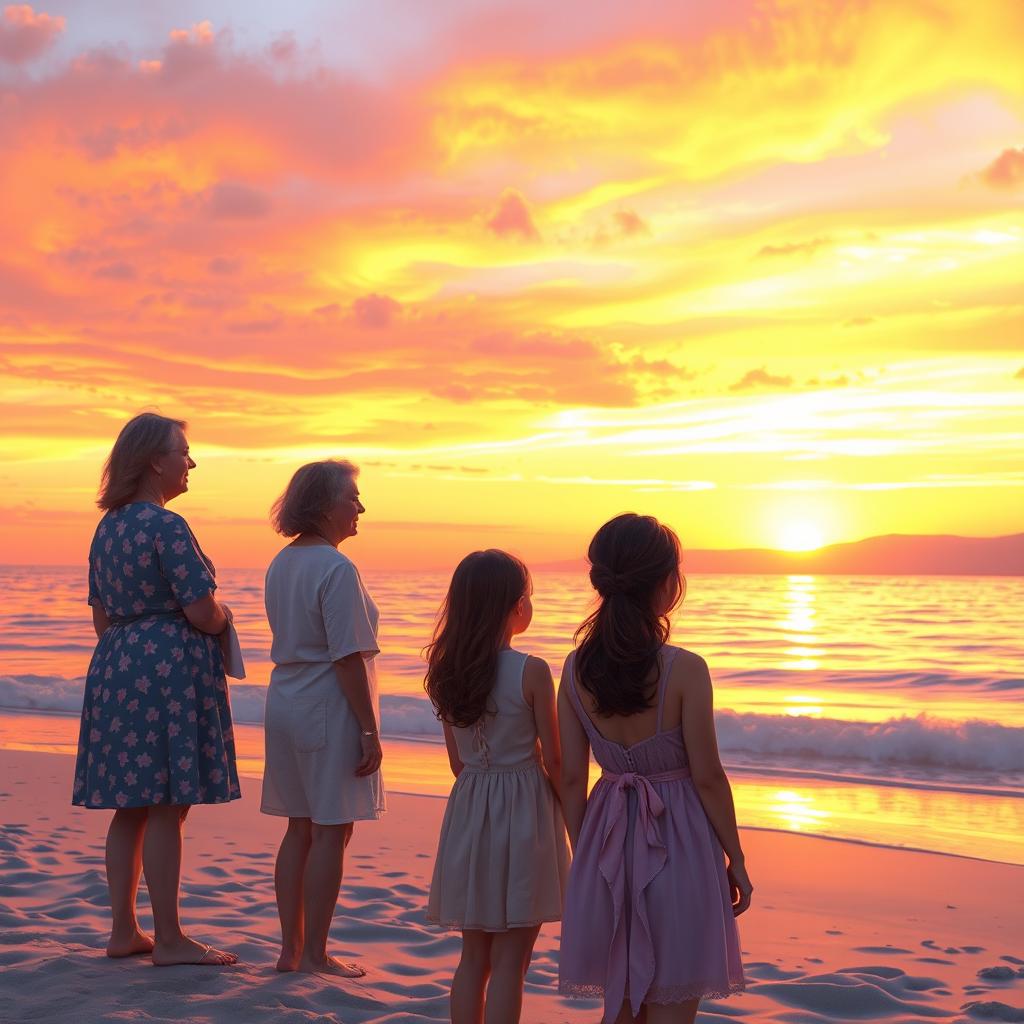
260,544,385,824
450,649,541,771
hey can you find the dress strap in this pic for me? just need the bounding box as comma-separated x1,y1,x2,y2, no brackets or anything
656,646,679,733
565,652,594,740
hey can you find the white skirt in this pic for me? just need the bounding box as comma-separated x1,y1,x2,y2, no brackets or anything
260,674,385,825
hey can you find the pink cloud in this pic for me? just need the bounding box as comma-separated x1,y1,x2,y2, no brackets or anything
204,181,272,219
486,189,539,240
980,147,1024,189
352,293,401,329
160,21,218,83
93,261,136,281
0,4,64,63
207,256,241,275
472,331,596,360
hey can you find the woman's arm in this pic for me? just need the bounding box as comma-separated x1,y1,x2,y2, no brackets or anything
181,593,230,635
680,654,753,915
332,652,382,777
557,668,590,852
91,603,110,638
441,721,464,779
523,656,562,804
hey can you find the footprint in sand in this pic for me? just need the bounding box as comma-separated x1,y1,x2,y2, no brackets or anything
961,1000,1024,1021
854,945,913,955
978,966,1019,982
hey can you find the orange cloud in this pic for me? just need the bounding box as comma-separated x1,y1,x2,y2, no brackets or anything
0,4,63,63
756,238,831,259
486,189,539,240
613,209,649,237
353,293,402,329
980,147,1024,189
730,367,794,391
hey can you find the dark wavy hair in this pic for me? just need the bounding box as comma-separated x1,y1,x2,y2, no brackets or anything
424,550,530,728
574,513,685,717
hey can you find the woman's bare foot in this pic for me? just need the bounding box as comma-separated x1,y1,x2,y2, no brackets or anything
297,954,366,978
106,928,155,958
152,936,239,966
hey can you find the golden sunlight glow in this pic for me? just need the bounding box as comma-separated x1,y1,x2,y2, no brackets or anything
1,3,1023,568
776,521,826,552
769,790,832,833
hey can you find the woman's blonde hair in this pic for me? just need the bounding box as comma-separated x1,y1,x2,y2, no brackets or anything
270,459,358,537
98,413,186,510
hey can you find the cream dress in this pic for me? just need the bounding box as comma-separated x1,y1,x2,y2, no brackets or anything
261,545,385,824
427,649,569,931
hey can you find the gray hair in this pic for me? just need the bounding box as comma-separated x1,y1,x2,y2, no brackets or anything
270,459,358,537
98,413,186,510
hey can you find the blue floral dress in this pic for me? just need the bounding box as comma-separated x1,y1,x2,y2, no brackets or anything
72,502,241,809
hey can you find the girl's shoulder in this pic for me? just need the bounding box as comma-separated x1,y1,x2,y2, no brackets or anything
665,645,712,690
507,648,548,669
517,651,553,694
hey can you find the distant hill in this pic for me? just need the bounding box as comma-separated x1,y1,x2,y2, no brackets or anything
535,533,1024,576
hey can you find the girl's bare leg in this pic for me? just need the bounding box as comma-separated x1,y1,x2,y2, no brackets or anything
646,1000,699,1024
452,929,492,1024
484,925,541,1024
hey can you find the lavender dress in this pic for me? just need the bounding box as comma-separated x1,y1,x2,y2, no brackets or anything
559,646,744,1022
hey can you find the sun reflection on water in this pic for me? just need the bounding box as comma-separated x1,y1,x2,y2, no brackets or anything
767,788,832,832
779,575,821,670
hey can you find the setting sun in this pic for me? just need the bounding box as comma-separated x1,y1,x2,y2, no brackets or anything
775,521,826,552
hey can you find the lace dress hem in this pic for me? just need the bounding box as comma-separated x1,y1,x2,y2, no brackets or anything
427,913,562,933
558,980,745,1003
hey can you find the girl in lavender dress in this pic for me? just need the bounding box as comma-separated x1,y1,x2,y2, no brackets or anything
73,413,240,967
558,514,750,1024
425,550,569,1024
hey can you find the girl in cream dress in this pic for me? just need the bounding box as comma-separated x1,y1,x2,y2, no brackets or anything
425,550,569,1024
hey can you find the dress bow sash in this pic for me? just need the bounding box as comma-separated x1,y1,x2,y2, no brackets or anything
596,767,690,1021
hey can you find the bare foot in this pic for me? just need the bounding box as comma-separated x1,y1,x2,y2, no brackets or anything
152,936,239,966
276,949,300,972
106,929,155,958
297,954,366,978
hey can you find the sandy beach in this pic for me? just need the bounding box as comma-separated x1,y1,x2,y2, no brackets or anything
0,748,1021,1023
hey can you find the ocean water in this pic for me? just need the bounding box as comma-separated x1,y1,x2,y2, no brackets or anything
1,566,1021,863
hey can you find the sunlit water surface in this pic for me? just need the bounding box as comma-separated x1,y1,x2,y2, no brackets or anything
1,567,1021,863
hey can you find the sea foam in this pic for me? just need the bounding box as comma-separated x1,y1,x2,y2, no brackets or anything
4,674,1020,786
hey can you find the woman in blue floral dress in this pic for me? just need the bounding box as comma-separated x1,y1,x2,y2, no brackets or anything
73,412,240,966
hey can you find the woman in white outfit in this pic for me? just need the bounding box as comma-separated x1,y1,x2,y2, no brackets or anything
261,459,385,977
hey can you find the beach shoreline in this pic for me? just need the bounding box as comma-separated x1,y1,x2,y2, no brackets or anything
2,747,1023,1023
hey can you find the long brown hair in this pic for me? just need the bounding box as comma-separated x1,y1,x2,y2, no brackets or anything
424,550,530,728
98,413,186,510
574,513,684,716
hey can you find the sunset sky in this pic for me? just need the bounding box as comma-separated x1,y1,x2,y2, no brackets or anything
1,0,1022,569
